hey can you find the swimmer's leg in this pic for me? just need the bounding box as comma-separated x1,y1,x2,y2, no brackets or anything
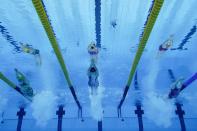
35,54,42,66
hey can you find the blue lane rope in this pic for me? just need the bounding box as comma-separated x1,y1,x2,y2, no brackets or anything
0,21,21,52
40,0,57,38
171,24,196,50
139,0,155,41
95,0,101,48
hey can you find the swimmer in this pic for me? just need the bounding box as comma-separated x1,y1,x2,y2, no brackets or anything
87,62,99,95
88,42,99,63
168,78,184,99
20,43,41,65
157,35,173,58
15,68,34,98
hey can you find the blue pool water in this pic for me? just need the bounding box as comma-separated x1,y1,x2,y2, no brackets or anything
0,0,197,130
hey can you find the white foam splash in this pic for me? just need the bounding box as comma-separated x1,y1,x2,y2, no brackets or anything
89,86,104,121
142,59,174,127
143,92,174,128
31,90,57,127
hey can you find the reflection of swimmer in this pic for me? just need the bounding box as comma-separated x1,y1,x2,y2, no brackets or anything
87,62,99,95
20,43,41,65
88,42,99,62
168,78,184,99
15,68,34,98
157,35,173,58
